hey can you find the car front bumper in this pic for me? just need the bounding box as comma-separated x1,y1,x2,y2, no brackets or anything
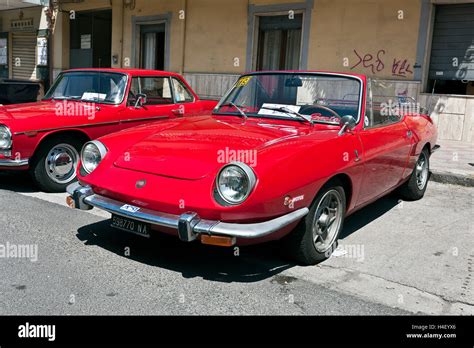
0,158,29,167
67,182,309,242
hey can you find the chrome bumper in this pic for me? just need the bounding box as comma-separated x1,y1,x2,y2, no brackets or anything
0,158,29,167
66,182,309,241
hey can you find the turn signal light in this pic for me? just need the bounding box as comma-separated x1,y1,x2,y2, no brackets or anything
200,234,236,247
66,196,75,209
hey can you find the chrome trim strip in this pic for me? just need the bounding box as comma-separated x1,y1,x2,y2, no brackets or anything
0,158,29,167
71,186,308,240
13,116,169,136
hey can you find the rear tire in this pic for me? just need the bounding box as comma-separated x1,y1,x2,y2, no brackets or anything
30,136,84,193
283,181,346,265
398,148,430,201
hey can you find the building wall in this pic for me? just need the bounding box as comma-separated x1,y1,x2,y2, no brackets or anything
53,0,423,78
184,0,248,74
0,6,43,32
308,0,421,80
0,6,44,80
419,94,474,143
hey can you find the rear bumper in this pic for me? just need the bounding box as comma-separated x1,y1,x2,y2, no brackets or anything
66,182,308,242
0,158,29,168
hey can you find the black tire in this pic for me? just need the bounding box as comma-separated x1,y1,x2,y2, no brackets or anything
283,180,347,265
30,136,84,193
398,148,430,201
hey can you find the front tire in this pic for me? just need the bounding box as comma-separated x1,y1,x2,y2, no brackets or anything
398,148,430,201
284,181,346,265
30,136,83,193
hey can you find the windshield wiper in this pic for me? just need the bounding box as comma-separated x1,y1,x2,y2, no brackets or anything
260,106,313,125
218,102,248,120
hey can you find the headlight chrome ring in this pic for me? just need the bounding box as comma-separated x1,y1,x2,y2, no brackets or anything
216,161,257,205
0,125,12,150
81,140,107,174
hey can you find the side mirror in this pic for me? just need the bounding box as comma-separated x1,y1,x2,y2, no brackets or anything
338,115,356,136
134,93,147,108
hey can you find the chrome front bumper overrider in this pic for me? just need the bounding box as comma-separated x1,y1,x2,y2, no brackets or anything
0,158,29,167
67,182,309,242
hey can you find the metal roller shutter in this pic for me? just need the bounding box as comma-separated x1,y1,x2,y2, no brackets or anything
12,32,37,80
429,4,474,81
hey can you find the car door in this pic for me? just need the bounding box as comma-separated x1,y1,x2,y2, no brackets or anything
355,100,413,207
122,75,181,125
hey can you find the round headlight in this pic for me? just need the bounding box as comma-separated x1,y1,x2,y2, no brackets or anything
216,162,256,205
0,125,12,149
81,140,107,174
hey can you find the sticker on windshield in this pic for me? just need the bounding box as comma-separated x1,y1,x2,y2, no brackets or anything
236,76,252,87
81,92,107,101
258,103,302,117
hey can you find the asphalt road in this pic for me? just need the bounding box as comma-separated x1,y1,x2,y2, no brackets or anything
0,172,472,315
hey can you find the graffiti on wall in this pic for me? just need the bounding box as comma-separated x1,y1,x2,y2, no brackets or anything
350,49,413,78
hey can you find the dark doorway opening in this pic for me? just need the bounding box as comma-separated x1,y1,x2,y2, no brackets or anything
70,10,112,69
139,24,166,71
256,14,303,71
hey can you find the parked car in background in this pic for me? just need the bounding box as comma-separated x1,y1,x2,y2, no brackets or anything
0,79,42,105
67,71,438,265
0,68,217,192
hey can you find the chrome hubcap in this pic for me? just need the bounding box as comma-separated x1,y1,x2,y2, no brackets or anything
45,144,79,184
415,152,429,190
312,190,344,253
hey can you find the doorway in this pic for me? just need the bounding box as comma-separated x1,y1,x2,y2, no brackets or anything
69,10,112,69
256,14,303,71
139,24,165,70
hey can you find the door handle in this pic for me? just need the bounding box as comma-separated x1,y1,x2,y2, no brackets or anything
172,108,185,116
406,130,413,138
354,150,361,162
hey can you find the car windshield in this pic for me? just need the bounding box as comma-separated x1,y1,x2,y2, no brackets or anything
43,71,128,104
214,73,362,125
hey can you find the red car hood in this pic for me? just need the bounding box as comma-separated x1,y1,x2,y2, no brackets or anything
114,116,311,180
0,104,13,122
0,100,57,122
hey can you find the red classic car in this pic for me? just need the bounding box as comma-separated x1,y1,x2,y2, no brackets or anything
0,68,217,192
67,71,438,265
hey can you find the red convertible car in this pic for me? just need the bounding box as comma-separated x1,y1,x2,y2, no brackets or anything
67,71,438,265
0,68,217,192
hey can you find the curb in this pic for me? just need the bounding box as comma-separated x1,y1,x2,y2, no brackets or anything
430,170,474,187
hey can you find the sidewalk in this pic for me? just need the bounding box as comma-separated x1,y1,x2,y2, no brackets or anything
430,139,474,187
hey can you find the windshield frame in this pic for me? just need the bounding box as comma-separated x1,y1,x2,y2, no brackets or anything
213,71,364,125
43,71,129,105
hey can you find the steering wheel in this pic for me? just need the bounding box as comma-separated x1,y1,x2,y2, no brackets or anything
300,104,341,118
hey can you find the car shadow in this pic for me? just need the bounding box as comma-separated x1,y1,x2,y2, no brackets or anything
340,194,400,239
76,220,294,283
0,171,39,193
75,194,400,283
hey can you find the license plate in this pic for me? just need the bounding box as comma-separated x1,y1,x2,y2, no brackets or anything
111,214,151,238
